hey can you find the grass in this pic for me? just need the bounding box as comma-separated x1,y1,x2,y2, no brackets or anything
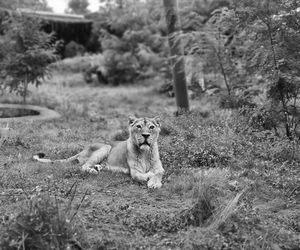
0,192,88,250
0,56,299,249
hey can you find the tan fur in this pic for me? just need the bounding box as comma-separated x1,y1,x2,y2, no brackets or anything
33,116,164,188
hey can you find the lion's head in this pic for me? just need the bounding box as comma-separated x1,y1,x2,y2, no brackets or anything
128,116,161,150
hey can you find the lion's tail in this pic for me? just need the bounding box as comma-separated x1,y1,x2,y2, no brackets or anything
33,153,80,163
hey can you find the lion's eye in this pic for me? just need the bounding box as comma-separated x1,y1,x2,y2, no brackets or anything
136,125,142,129
149,125,155,129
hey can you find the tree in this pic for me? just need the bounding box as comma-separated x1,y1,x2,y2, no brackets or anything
163,0,189,113
0,14,58,103
234,0,300,138
180,7,240,96
67,0,89,14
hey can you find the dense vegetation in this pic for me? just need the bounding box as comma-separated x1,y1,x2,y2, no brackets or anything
84,0,300,138
84,0,168,84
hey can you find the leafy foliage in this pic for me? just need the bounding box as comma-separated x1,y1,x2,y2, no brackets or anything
178,4,248,99
178,0,300,138
0,14,58,102
67,0,89,14
86,0,168,84
0,0,51,11
233,0,300,138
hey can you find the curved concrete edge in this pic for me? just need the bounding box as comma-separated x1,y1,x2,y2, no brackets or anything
0,103,61,123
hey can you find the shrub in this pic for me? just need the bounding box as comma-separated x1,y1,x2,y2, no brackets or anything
0,194,88,250
86,0,167,84
63,40,86,58
179,5,247,96
178,1,300,140
219,93,255,109
95,29,164,84
101,49,140,85
240,105,279,132
233,0,300,139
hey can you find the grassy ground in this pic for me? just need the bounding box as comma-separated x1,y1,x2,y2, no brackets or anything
0,62,299,249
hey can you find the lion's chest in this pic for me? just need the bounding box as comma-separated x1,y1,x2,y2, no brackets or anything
128,153,153,173
139,156,152,173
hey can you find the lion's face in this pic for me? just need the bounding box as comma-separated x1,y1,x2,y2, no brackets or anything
128,116,161,150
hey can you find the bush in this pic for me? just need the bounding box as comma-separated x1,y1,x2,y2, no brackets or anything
233,0,300,138
0,194,88,250
219,93,255,109
94,29,164,84
63,40,86,58
179,6,247,96
101,49,140,85
86,0,167,84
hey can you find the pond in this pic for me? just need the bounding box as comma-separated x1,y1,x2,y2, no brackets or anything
0,107,40,118
0,104,60,122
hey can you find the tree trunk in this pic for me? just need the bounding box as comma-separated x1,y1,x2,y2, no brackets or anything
163,0,189,113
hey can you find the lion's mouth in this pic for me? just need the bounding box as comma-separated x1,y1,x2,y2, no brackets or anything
140,141,150,147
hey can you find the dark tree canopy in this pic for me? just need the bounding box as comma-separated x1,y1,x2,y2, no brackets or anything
67,0,89,14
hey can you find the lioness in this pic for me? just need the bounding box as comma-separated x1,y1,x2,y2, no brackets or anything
33,116,164,188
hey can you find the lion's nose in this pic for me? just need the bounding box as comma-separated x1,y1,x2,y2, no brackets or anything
142,133,150,139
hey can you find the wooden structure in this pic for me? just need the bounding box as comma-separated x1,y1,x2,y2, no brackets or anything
0,8,93,47
19,9,93,46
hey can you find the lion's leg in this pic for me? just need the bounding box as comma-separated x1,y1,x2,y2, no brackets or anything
147,161,164,189
72,143,108,164
81,145,112,174
105,165,129,174
130,169,155,183
147,173,163,189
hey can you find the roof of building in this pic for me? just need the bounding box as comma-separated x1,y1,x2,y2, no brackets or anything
12,8,92,23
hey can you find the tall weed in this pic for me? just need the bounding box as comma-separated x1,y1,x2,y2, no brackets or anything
0,189,88,250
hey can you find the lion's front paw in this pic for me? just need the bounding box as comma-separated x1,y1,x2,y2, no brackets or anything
81,164,99,175
147,177,162,189
94,164,105,172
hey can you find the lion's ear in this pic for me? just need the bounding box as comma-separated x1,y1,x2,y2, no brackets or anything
128,115,137,125
153,115,161,127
